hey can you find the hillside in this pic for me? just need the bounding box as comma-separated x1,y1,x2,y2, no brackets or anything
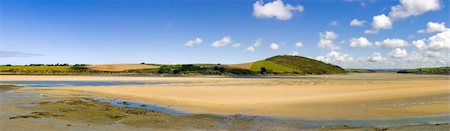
397,67,450,75
0,55,346,75
249,55,346,74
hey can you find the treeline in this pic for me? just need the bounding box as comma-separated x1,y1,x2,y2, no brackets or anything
156,64,255,75
397,67,450,75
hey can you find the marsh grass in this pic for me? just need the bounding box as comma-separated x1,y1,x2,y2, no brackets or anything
11,98,254,129
0,85,23,91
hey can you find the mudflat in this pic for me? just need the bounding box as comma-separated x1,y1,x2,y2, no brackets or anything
3,73,448,119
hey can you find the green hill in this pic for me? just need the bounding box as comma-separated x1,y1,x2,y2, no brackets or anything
250,55,346,74
397,67,449,75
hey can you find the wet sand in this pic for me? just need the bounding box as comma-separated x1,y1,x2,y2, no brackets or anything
2,73,448,119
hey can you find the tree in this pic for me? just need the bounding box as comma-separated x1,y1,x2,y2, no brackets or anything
260,67,267,74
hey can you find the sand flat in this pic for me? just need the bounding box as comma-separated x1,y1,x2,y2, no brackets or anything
4,73,449,119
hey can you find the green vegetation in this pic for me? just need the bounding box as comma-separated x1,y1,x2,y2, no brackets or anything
250,60,298,73
0,64,90,74
0,85,23,91
12,98,263,129
250,55,346,75
156,64,254,75
397,67,449,75
346,69,376,73
0,55,346,75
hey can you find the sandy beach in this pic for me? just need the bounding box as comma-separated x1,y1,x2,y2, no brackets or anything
3,73,448,119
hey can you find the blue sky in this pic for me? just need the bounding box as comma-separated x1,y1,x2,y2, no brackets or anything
0,0,449,69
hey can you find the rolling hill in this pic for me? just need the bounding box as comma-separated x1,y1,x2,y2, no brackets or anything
247,55,346,74
0,55,346,75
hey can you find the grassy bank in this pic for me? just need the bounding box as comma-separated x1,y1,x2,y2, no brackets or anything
397,67,450,75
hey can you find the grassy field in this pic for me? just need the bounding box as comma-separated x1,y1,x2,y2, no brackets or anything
250,60,298,72
0,66,85,73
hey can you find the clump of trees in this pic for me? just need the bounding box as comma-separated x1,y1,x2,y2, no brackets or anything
157,64,256,75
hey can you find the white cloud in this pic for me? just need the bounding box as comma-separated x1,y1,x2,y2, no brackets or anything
426,22,447,33
232,43,241,48
185,37,203,47
295,42,303,48
350,19,366,26
211,36,232,47
349,37,372,48
377,38,409,48
288,51,299,56
245,46,255,53
389,0,442,19
253,0,304,20
412,39,426,50
316,51,354,63
367,0,442,34
318,31,340,50
427,29,450,51
368,52,384,62
270,43,280,50
389,48,408,58
330,20,338,26
411,29,450,52
365,14,392,34
245,38,263,53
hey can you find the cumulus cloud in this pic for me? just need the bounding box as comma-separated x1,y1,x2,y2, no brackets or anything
389,0,442,19
232,43,241,48
318,31,340,50
389,48,408,58
375,38,409,48
316,51,354,63
253,0,304,20
270,43,280,50
411,29,450,52
365,14,392,34
350,19,366,26
315,50,448,69
295,42,303,48
349,37,372,48
368,52,384,62
427,29,450,51
211,36,232,47
367,0,442,34
418,22,447,33
412,39,427,50
185,37,203,47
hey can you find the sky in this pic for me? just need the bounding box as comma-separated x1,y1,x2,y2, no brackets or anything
0,0,449,69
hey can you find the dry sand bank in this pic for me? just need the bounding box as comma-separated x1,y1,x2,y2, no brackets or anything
3,73,449,119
